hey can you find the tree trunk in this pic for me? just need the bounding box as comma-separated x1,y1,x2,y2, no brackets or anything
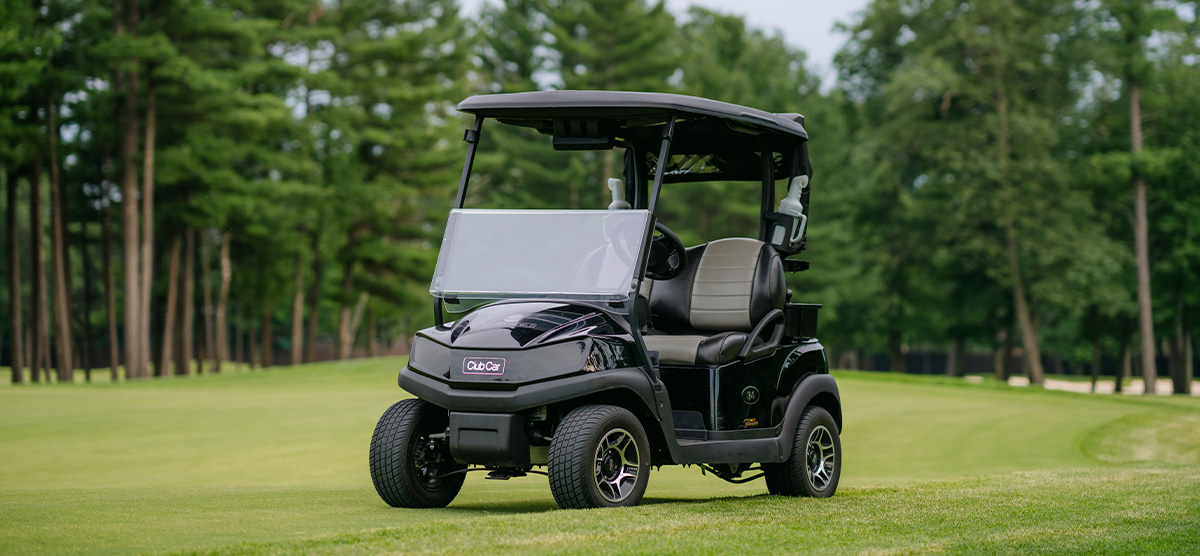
215,232,230,372
947,337,963,377
105,0,125,381
367,310,377,358
1129,83,1157,395
81,213,94,382
249,319,258,370
59,153,77,376
25,327,32,380
1005,226,1044,385
48,101,74,381
196,324,206,375
119,61,142,379
337,302,351,361
177,228,195,375
1002,324,1016,381
290,262,304,365
1116,322,1130,394
102,184,120,380
6,167,24,383
1132,346,1143,392
261,306,273,368
1170,300,1189,395
337,262,353,360
157,235,180,377
887,329,904,373
1184,322,1194,395
990,55,1044,386
200,230,215,373
30,153,50,383
139,77,156,377
304,233,322,363
992,332,1005,381
347,292,369,359
1090,336,1102,393
235,305,244,367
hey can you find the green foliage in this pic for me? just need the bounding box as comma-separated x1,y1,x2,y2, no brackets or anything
545,0,678,91
831,0,1153,363
1073,0,1200,337
4,0,1197,371
317,0,470,316
676,7,818,111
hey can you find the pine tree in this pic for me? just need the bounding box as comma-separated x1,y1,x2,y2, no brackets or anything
316,0,470,349
837,0,1119,380
545,0,677,92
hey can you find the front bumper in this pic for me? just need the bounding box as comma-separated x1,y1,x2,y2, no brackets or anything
399,365,657,414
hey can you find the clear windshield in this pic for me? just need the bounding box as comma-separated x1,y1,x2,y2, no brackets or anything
430,209,652,302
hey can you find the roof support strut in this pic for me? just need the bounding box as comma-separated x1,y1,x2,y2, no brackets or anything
453,115,484,209
758,143,774,242
647,114,676,214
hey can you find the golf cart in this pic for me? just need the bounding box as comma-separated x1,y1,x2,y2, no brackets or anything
369,91,841,509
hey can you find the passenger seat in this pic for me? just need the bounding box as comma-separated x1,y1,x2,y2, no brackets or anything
642,238,786,366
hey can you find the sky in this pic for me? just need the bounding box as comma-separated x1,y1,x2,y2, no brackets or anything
661,0,870,83
459,0,872,86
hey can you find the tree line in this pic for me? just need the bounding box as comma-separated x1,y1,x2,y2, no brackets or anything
1,0,1196,394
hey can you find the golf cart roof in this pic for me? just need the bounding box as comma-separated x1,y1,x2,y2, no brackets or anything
457,90,808,140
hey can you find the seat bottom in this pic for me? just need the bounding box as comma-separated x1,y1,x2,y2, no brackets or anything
643,332,750,366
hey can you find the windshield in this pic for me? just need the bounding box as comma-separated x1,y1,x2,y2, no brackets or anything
431,209,652,303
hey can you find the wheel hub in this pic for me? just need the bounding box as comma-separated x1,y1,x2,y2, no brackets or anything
601,452,618,477
593,428,640,503
805,424,835,491
413,434,452,487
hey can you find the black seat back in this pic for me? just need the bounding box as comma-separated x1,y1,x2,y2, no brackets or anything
648,238,785,334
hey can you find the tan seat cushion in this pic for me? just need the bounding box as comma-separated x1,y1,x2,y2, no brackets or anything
643,332,752,366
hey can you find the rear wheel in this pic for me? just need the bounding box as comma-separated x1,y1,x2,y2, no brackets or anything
765,405,840,497
369,399,465,508
548,405,651,509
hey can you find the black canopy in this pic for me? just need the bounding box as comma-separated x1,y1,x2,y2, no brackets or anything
457,90,808,140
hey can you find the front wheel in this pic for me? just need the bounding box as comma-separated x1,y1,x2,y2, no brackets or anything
369,399,465,508
764,405,841,497
548,405,651,509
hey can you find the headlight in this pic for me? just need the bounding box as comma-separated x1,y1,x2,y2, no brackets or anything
409,336,451,377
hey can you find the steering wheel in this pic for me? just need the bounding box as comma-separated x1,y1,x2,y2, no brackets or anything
646,222,687,280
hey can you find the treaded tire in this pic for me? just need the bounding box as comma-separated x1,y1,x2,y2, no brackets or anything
369,399,465,508
548,405,651,509
764,406,841,498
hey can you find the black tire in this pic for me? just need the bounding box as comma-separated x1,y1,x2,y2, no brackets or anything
764,406,841,498
548,405,651,509
369,399,465,508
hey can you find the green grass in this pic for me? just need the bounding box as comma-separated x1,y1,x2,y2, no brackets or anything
1,361,1198,555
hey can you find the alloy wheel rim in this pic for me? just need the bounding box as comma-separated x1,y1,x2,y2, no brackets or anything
594,428,640,503
806,424,835,491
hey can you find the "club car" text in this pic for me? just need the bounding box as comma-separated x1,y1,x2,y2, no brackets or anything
462,357,506,375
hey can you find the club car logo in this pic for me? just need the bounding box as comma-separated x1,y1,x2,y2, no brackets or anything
462,357,506,375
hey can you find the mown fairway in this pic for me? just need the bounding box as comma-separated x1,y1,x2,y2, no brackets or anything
1,360,1198,555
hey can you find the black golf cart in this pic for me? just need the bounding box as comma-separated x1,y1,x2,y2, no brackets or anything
369,91,841,509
